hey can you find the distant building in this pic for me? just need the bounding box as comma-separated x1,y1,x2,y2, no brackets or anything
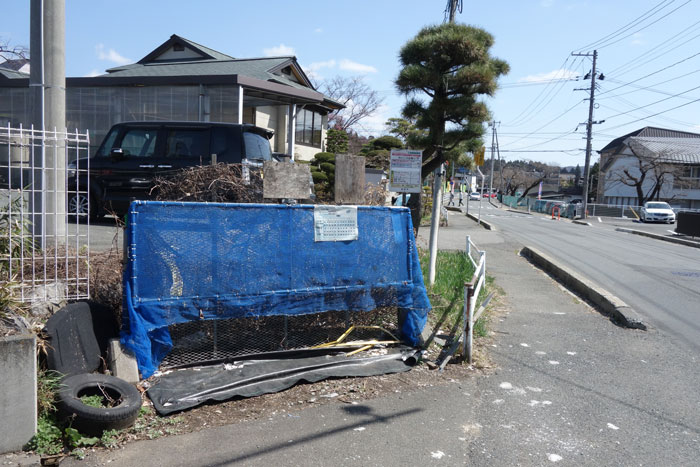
0,34,342,161
597,126,700,208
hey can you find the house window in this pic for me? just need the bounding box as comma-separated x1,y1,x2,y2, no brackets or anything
295,109,322,148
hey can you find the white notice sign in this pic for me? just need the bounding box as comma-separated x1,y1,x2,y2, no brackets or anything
313,205,359,242
389,149,423,193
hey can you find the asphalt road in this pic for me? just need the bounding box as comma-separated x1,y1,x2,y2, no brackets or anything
471,203,700,354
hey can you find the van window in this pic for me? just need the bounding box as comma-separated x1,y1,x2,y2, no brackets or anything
95,127,120,157
165,129,208,158
211,127,242,163
243,131,272,161
120,129,158,157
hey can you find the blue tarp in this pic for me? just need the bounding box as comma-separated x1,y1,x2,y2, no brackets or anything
121,201,431,378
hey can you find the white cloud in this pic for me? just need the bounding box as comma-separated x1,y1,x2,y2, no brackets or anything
307,59,337,72
95,44,131,65
263,44,296,57
518,68,578,83
339,59,377,74
303,60,337,80
314,28,323,34
84,69,102,77
540,0,555,7
356,103,392,137
630,32,645,46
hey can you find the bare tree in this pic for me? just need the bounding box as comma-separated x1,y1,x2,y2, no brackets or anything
607,140,682,206
318,76,383,132
0,38,29,63
501,160,558,198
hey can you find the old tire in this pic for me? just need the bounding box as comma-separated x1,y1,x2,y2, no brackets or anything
57,374,142,436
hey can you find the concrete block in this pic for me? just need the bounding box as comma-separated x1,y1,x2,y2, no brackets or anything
109,339,140,384
0,334,37,454
263,161,312,200
335,154,366,205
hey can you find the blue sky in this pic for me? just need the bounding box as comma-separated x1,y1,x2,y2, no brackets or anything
3,0,700,167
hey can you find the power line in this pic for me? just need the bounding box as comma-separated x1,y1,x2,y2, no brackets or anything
499,77,579,88
573,0,675,51
595,0,693,50
503,98,585,147
504,56,574,126
607,18,700,76
601,96,700,132
597,50,700,95
598,69,700,100
602,82,700,120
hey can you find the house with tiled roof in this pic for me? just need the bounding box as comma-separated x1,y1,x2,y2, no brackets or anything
0,34,343,160
597,126,700,209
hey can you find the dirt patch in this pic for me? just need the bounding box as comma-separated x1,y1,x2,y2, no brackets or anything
103,288,506,447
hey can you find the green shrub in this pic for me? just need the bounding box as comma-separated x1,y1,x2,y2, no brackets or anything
326,129,348,154
320,162,335,174
311,171,328,183
313,152,335,163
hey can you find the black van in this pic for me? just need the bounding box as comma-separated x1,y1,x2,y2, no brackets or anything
68,121,275,219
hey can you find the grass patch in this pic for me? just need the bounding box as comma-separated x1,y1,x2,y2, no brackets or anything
419,248,497,345
419,249,475,326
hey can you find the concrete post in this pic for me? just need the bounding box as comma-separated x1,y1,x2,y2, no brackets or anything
29,0,45,240
236,85,243,124
0,335,37,453
286,104,296,160
428,165,443,286
43,0,67,244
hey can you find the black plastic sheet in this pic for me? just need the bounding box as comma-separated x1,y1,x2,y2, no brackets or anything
147,347,421,415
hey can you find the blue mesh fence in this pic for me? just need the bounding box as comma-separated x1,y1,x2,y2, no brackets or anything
121,201,431,378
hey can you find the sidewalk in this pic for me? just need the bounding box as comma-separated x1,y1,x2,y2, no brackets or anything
62,212,699,466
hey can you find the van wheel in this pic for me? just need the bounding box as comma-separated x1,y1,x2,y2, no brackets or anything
57,374,142,436
68,193,99,222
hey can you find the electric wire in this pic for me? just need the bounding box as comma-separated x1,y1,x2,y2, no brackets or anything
602,83,700,120
607,18,700,76
601,96,700,132
597,50,700,96
594,0,693,50
504,56,570,125
598,69,700,100
502,98,585,148
573,0,675,51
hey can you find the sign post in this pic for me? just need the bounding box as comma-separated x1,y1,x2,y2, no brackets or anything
389,149,423,194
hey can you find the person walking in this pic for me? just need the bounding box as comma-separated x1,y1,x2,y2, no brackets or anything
447,178,455,206
458,183,464,206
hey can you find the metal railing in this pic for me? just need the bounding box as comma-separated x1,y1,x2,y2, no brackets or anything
0,124,91,303
436,236,493,369
463,235,490,363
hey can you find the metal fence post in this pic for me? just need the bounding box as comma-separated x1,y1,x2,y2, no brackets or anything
463,282,474,363
466,235,471,259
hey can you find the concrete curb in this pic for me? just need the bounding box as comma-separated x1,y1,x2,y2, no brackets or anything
465,212,495,230
572,220,592,226
507,209,532,216
616,227,700,249
520,246,647,330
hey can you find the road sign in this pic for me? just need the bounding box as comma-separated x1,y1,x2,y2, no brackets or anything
474,147,485,166
389,149,423,193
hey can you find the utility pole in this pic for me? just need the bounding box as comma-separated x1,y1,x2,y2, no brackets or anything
446,0,462,22
429,0,461,285
572,50,602,220
488,121,498,197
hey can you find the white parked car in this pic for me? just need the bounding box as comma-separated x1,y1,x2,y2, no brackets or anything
469,192,481,201
640,201,676,224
